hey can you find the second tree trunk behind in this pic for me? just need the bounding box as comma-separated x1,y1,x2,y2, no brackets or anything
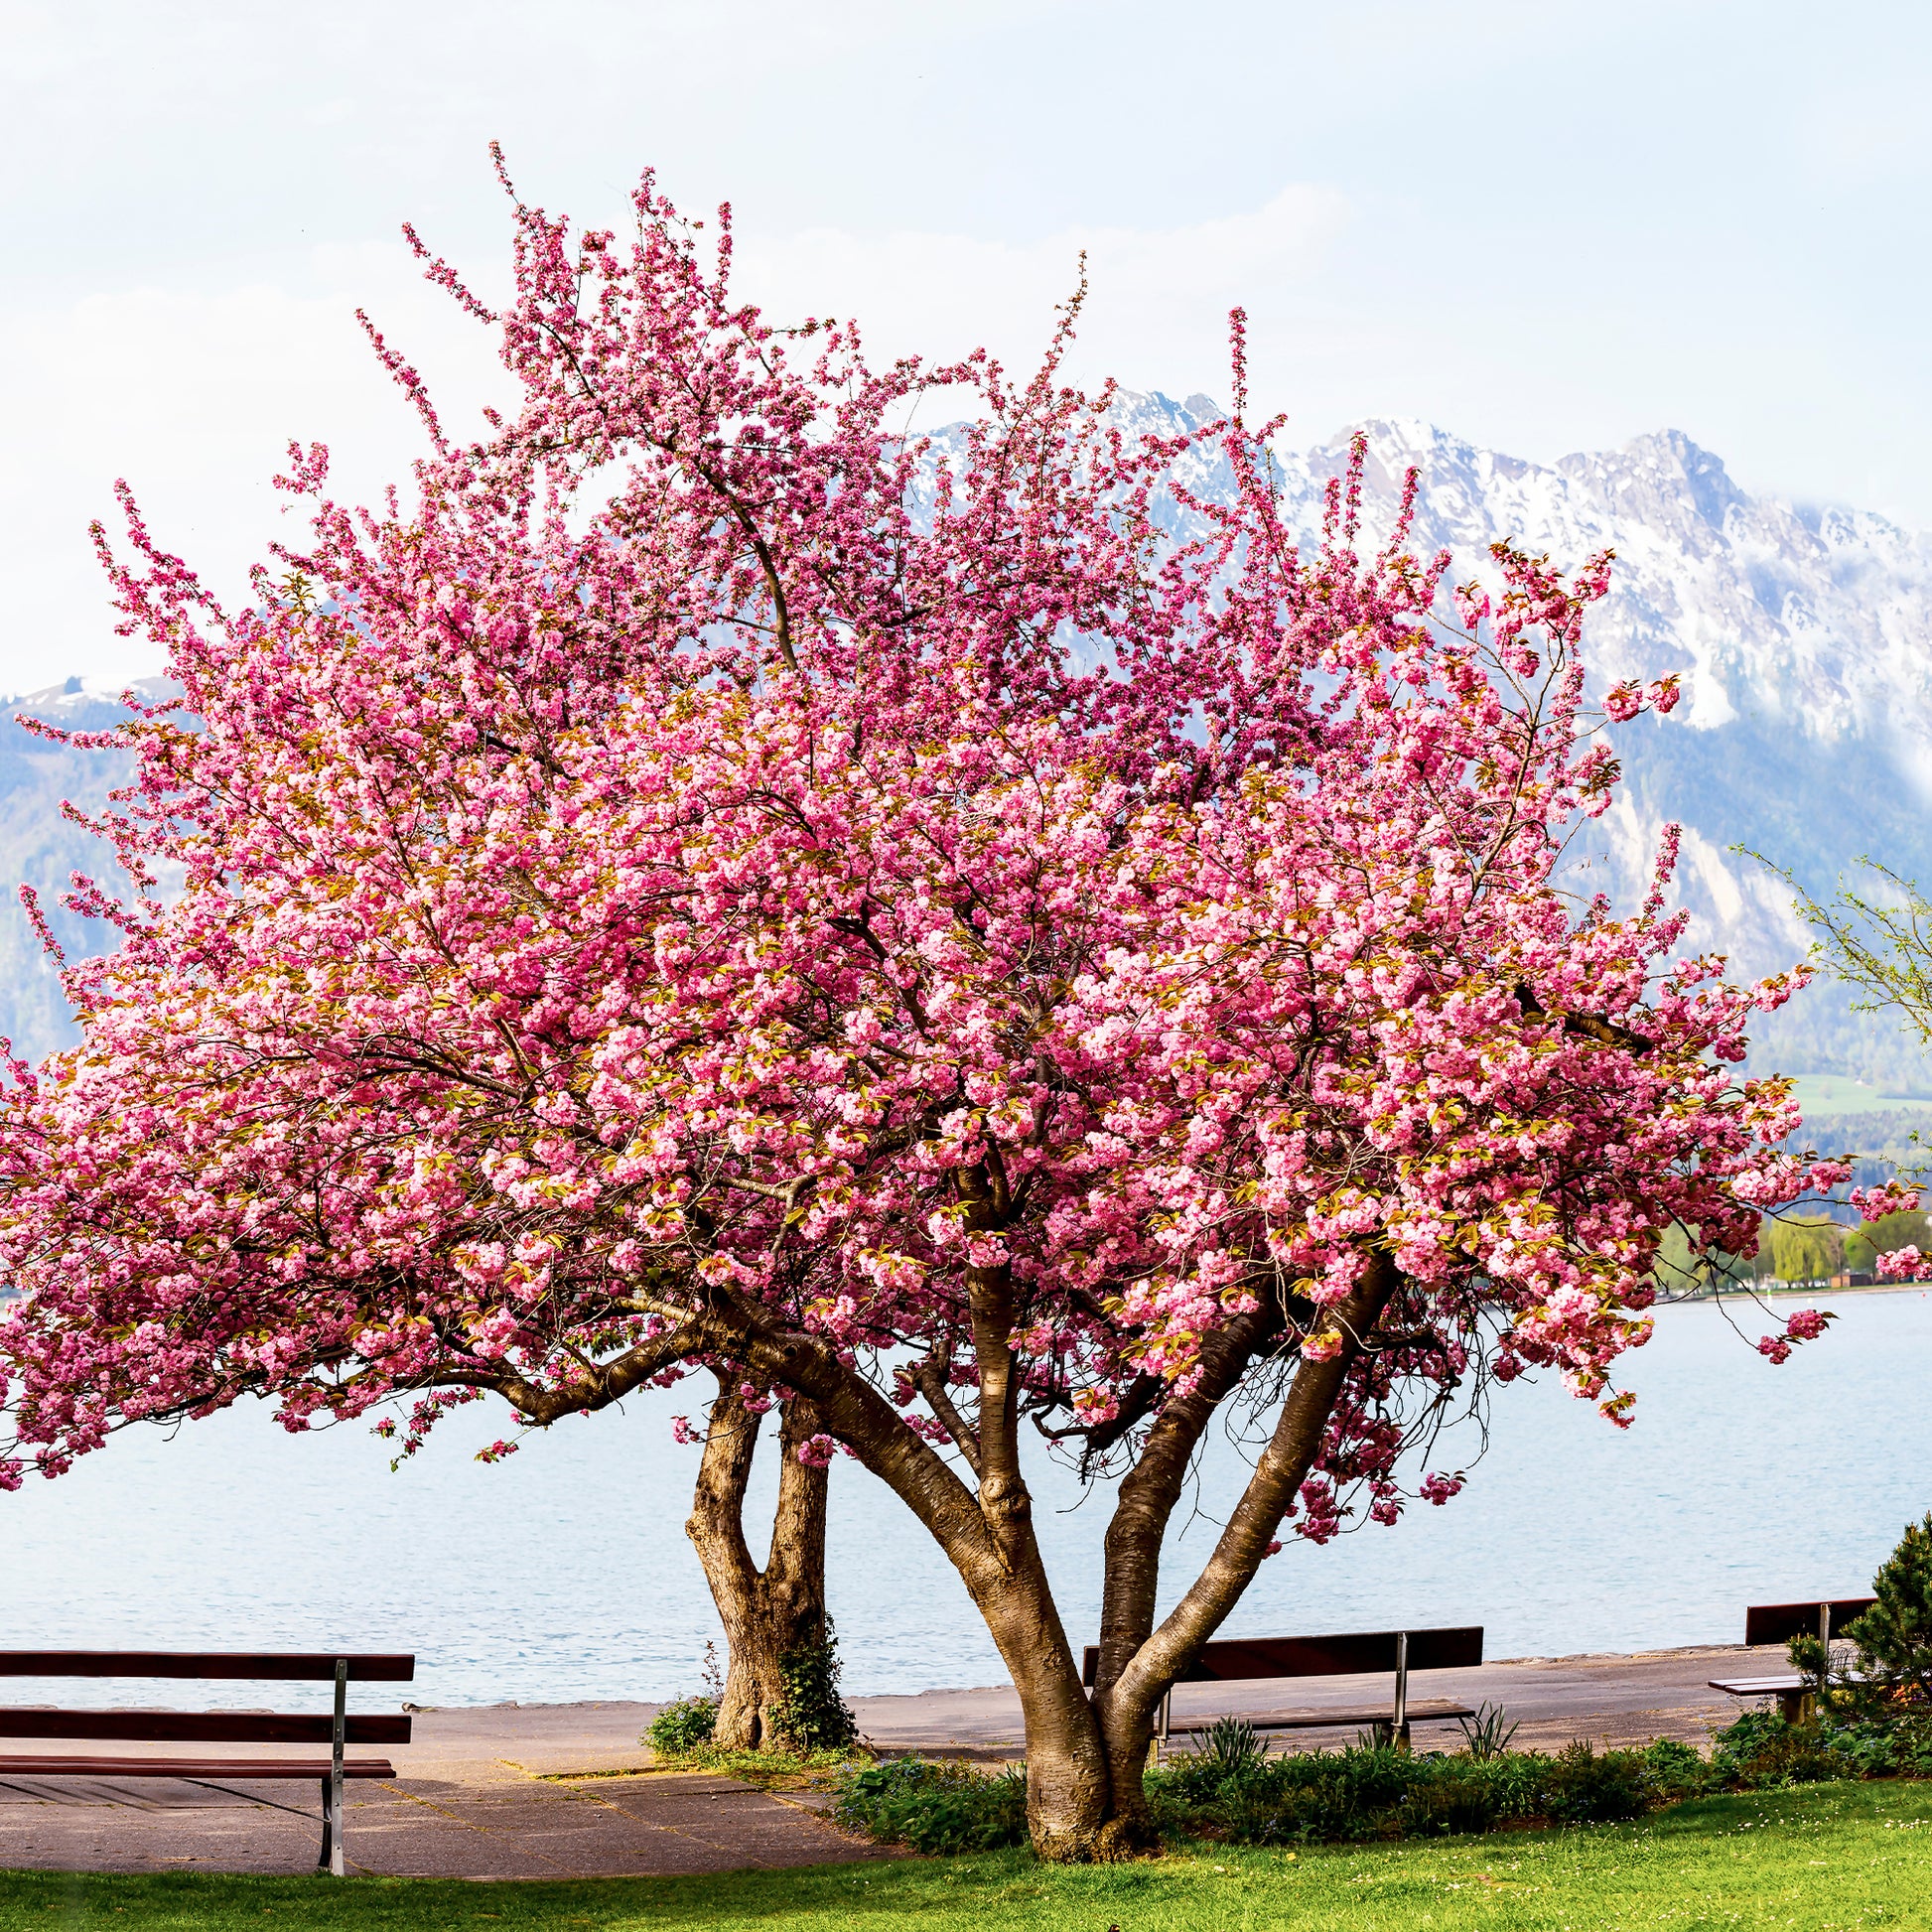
685,1376,833,1750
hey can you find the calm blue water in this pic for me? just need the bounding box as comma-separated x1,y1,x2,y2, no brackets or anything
6,1292,1930,1709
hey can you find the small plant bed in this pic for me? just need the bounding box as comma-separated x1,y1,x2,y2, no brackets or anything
643,1626,867,1791
831,1709,1932,1855
833,1756,1032,1853
642,1741,870,1792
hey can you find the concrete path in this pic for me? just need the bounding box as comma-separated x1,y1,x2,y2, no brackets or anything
0,1764,894,1880
0,1643,1787,1879
0,1704,897,1881
843,1640,1784,1756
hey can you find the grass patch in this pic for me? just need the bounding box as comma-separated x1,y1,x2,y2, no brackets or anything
2,1778,1931,1928
639,1744,863,1791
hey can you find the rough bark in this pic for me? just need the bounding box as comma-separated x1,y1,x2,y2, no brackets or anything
1095,1302,1289,1698
684,1374,832,1750
948,1246,1114,1857
1092,1255,1401,1827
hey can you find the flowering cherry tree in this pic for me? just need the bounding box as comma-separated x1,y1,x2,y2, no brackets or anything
0,164,1832,1857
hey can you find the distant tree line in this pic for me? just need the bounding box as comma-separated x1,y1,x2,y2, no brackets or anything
1657,1208,1930,1292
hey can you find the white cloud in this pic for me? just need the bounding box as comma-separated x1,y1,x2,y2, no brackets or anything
737,187,1353,394
0,246,506,691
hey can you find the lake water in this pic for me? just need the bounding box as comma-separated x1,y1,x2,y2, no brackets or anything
6,1292,1930,1710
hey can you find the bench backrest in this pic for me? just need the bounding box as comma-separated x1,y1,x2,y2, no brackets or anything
0,1652,414,1681
0,1652,416,1747
1081,1626,1482,1689
1744,1600,1875,1647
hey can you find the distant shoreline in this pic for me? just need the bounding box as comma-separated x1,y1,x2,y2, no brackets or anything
1747,1279,1928,1300
1654,1277,1930,1308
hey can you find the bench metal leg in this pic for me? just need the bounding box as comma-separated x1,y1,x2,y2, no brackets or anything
317,1656,347,1876
316,1774,340,1875
1392,1631,1411,1751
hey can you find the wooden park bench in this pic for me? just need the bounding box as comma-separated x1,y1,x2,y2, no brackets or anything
1083,1626,1483,1752
1709,1598,1875,1722
0,1651,415,1875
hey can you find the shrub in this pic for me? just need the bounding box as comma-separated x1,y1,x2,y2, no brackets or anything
770,1618,859,1752
1709,1711,1860,1788
1154,1739,1441,1846
1819,1718,1913,1778
1885,1719,1932,1776
1158,1734,1252,1810
1641,1736,1710,1803
1397,1764,1507,1837
1147,1732,1700,1848
1841,1513,1932,1712
1542,1739,1650,1822
647,1695,719,1756
836,1713,1905,1858
833,1756,1029,1853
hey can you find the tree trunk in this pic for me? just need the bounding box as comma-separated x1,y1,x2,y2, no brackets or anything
944,1501,1129,1858
1090,1257,1401,1834
895,1258,1399,1857
686,1242,1402,1855
684,1375,832,1751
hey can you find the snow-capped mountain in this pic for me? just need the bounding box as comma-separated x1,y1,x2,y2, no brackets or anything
2,406,1928,1084
1111,394,1932,1086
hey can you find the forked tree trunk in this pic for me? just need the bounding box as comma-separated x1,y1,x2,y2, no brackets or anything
784,1255,1400,1857
684,1376,832,1750
1084,1260,1398,1849
476,1240,1397,1848
656,1243,1399,1855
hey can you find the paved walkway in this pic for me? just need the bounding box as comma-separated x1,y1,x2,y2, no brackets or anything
0,1644,1784,1879
843,1640,1772,1758
0,1703,895,1880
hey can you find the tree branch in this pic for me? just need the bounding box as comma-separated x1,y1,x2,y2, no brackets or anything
1091,1302,1285,1697
913,1339,983,1478
1102,1252,1401,1733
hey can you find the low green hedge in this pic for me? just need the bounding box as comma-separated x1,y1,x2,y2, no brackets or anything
832,1711,1932,1855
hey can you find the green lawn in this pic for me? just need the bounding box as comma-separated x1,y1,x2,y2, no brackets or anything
2,1781,1930,1930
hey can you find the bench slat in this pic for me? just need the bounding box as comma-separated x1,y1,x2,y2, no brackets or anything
1713,1674,1865,1696
0,1711,410,1744
0,1653,414,1683
0,1755,396,1780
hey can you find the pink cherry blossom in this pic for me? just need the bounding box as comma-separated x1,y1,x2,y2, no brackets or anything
1853,1183,1923,1220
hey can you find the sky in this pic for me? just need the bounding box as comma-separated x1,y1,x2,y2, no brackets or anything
4,0,1931,692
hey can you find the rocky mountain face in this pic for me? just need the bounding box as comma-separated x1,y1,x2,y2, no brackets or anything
5,405,1930,1083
